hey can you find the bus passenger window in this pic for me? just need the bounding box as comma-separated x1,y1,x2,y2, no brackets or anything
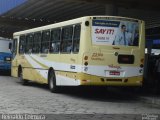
61,26,73,53
26,34,33,54
12,38,17,55
19,35,26,54
41,30,50,53
51,29,61,53
73,24,81,53
33,32,41,53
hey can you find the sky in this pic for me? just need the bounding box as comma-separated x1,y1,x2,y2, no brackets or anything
0,0,26,15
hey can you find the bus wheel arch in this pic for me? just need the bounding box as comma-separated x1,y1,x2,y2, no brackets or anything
18,65,28,85
18,65,23,79
48,68,59,93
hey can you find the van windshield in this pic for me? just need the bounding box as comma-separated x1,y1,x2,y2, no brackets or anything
0,40,12,53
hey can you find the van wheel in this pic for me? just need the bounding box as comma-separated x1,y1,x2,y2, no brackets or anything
18,68,28,85
49,70,59,93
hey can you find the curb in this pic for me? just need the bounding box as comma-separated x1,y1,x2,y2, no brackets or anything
140,96,160,105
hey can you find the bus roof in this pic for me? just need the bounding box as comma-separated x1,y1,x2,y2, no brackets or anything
13,16,143,36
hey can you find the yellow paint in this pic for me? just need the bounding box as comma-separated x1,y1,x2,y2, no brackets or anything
12,16,145,87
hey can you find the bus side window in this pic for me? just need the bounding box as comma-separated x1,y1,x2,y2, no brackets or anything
19,35,26,54
26,34,33,54
50,28,61,53
73,24,81,53
41,30,50,53
33,32,41,53
61,26,73,53
12,38,17,55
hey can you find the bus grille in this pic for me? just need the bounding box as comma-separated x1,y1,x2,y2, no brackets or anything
106,79,122,82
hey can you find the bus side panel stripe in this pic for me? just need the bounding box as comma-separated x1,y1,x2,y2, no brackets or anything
25,55,48,79
56,75,80,86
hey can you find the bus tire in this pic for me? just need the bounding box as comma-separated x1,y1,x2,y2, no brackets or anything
48,70,59,93
18,67,28,85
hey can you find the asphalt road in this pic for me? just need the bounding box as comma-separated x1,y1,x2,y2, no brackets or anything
0,75,159,120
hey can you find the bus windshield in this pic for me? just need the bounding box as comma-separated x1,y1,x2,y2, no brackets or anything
92,18,139,46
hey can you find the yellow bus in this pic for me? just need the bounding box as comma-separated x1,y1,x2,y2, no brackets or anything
12,16,145,92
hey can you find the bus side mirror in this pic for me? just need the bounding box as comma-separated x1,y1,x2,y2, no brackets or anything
9,43,12,50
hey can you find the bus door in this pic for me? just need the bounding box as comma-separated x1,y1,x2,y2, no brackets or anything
11,37,18,77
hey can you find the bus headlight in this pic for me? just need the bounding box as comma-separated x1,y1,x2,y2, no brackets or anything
139,69,143,73
140,64,144,68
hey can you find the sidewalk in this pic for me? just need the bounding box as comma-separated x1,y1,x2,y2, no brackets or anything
140,95,160,106
111,87,160,106
139,86,160,106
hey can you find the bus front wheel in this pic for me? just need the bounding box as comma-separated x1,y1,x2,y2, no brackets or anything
48,70,59,93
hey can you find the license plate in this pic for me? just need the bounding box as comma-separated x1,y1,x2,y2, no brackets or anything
109,71,120,76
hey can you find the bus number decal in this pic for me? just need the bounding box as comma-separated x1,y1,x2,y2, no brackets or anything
92,53,103,57
91,53,104,61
